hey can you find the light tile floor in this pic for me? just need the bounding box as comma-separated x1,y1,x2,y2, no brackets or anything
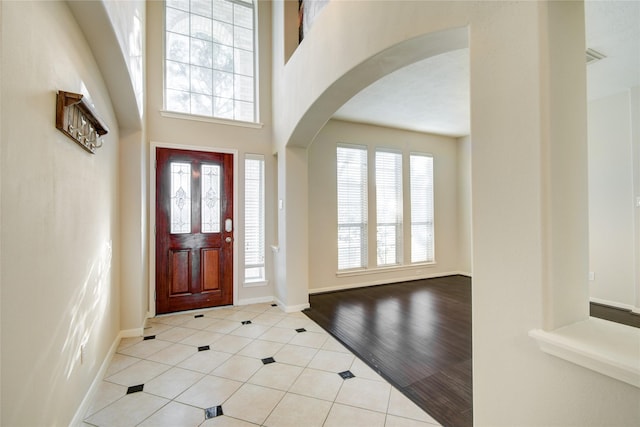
83,303,441,427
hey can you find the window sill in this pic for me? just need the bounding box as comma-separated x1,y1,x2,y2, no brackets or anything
336,262,437,278
243,280,269,288
160,110,264,129
529,317,640,389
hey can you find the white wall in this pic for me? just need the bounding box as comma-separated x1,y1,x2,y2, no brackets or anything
457,135,472,275
272,1,640,425
588,89,638,309
633,86,640,310
145,0,277,311
308,119,465,292
0,2,121,425
66,0,148,333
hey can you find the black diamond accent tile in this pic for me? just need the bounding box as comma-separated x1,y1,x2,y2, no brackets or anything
271,303,277,307
127,384,144,394
143,335,156,340
261,357,276,365
194,314,204,318
338,370,355,380
241,320,252,325
204,405,223,419
198,345,210,352
295,328,306,333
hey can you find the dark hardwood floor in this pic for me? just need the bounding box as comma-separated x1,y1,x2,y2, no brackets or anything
304,275,472,427
590,302,640,328
304,276,638,427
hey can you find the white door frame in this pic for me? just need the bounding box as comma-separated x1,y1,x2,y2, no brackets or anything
148,141,239,318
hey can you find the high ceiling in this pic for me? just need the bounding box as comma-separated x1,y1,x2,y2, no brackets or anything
333,1,640,138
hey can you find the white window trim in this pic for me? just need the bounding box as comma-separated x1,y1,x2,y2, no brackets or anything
243,280,269,288
336,261,437,278
160,110,263,129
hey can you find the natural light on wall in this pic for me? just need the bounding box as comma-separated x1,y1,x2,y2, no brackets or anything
164,0,256,122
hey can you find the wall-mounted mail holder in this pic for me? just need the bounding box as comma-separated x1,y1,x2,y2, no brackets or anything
56,90,109,154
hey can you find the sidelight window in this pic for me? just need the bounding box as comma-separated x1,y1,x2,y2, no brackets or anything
245,154,265,282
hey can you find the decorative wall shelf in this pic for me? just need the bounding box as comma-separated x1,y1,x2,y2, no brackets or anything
56,91,109,154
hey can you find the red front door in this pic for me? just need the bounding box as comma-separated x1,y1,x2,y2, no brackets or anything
156,148,234,314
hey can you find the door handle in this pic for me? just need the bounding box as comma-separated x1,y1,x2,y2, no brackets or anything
225,237,232,243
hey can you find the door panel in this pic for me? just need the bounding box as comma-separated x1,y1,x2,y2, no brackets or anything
202,248,221,292
170,249,191,295
156,148,234,314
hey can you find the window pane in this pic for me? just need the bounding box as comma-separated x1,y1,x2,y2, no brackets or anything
245,156,265,282
234,75,254,102
171,162,192,234
166,7,190,35
338,226,366,270
213,43,233,71
191,0,212,18
191,14,213,41
213,70,233,97
377,225,398,265
214,96,233,119
234,48,254,76
212,20,233,46
191,93,213,116
167,60,190,91
234,100,254,122
166,89,191,113
201,164,221,233
190,65,213,94
167,0,189,12
234,3,253,29
376,150,402,266
213,0,233,23
410,154,434,263
337,145,368,270
166,32,190,62
190,38,213,67
234,26,253,51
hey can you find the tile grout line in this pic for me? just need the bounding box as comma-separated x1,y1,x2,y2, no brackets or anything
85,303,437,426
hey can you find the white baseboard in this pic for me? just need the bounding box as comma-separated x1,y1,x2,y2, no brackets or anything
273,297,310,313
590,297,638,312
120,327,144,338
70,331,125,426
236,296,274,306
309,270,469,294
